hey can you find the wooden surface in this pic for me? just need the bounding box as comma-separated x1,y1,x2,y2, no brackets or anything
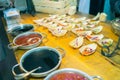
8,13,120,80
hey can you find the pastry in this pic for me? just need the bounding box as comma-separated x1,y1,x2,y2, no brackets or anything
77,31,92,37
69,36,84,48
97,38,113,47
86,34,104,42
79,43,97,56
92,26,103,34
51,29,67,37
71,27,84,35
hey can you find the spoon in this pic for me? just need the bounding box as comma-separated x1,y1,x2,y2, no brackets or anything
14,66,41,80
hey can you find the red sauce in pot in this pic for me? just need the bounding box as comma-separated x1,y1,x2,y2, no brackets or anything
15,34,42,46
50,72,88,80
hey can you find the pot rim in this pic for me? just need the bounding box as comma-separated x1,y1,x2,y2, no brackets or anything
13,32,43,47
44,68,93,80
20,46,62,76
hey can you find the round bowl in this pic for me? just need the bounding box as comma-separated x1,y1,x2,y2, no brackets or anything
44,68,102,80
111,18,120,36
8,32,45,50
12,46,65,77
8,24,34,37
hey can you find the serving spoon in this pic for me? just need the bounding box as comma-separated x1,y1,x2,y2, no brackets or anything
14,66,42,80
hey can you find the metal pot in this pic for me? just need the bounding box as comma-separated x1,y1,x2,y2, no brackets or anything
111,18,120,36
8,32,47,50
7,24,34,37
12,46,65,79
44,68,102,80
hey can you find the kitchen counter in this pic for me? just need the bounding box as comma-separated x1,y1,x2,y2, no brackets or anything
8,13,120,80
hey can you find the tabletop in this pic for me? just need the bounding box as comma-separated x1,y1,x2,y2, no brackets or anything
8,13,120,80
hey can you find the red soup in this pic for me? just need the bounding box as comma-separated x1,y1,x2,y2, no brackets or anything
50,72,88,80
15,34,42,46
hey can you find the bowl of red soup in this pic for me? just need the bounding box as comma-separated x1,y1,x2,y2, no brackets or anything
8,32,47,50
44,68,102,80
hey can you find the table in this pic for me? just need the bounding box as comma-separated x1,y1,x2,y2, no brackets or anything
8,13,120,80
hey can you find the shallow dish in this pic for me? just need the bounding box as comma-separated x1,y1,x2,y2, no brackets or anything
8,24,34,37
8,32,46,50
44,68,102,80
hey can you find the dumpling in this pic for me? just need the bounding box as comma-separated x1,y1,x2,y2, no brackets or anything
79,43,97,56
69,36,84,48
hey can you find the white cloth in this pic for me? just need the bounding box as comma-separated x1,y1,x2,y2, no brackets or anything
78,0,90,14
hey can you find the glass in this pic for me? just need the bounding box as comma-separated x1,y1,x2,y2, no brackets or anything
101,36,120,57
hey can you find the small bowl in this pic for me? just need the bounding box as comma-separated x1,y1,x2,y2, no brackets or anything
8,32,46,50
8,24,34,37
44,68,102,80
111,18,120,36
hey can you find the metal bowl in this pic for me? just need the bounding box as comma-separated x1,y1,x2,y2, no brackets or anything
12,46,65,78
8,32,46,50
8,24,34,37
44,68,102,80
111,18,120,36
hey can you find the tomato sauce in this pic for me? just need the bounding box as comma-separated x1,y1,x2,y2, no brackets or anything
15,34,42,46
50,72,88,80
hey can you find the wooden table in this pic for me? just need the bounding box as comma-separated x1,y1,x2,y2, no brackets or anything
9,13,120,80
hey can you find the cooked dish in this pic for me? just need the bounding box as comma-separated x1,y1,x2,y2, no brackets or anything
50,72,88,80
15,34,42,46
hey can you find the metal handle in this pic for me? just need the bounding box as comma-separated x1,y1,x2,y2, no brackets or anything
12,64,42,80
8,43,21,50
55,47,66,58
12,64,20,76
91,76,103,80
41,32,47,39
41,32,48,43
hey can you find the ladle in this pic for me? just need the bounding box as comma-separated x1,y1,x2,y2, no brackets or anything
12,65,42,80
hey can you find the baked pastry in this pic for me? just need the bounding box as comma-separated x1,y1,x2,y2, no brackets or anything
86,34,104,42
97,38,113,47
71,27,84,35
92,26,103,34
79,43,97,56
69,36,84,48
51,29,67,37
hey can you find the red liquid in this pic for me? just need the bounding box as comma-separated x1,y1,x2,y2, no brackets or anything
50,72,88,80
15,34,42,46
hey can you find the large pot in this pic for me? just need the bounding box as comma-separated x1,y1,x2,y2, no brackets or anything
8,32,47,50
44,68,102,80
12,46,65,78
